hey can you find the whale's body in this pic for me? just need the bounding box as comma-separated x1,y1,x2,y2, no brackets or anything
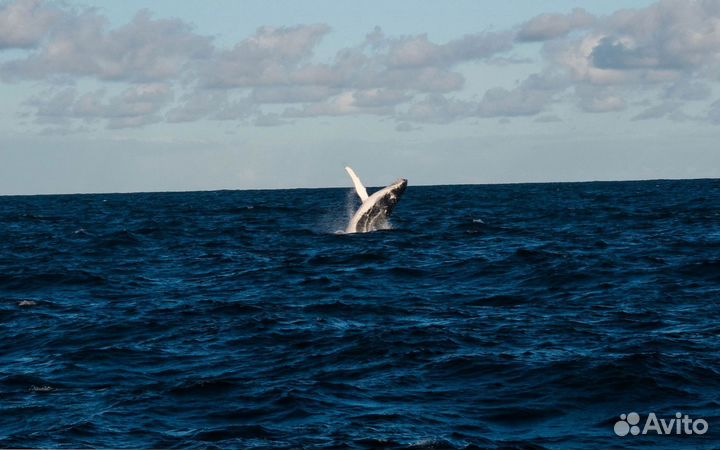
345,166,407,233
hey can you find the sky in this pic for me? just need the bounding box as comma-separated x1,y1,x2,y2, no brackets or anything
1,0,720,195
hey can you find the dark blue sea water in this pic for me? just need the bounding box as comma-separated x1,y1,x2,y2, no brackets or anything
1,179,720,449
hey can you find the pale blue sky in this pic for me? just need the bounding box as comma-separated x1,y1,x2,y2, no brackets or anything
1,0,718,195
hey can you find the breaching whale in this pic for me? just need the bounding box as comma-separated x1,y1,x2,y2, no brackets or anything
344,166,407,233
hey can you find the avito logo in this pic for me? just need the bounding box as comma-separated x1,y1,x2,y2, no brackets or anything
614,412,709,436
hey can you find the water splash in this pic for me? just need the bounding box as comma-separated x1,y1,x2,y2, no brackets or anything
319,189,359,234
345,188,359,224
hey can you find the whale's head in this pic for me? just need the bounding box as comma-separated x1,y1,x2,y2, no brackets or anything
385,178,408,207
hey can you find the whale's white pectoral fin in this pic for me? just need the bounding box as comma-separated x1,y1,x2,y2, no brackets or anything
345,166,368,202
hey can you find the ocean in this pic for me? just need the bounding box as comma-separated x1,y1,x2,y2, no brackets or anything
1,179,719,449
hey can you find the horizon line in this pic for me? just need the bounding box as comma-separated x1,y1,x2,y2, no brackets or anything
1,176,718,198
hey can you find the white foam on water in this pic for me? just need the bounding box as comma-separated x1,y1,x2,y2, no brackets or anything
30,385,53,392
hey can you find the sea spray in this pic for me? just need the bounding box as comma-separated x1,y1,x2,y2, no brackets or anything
317,188,359,234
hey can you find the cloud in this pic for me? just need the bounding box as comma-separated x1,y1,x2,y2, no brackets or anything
549,0,720,83
477,86,546,116
381,30,515,68
707,99,720,124
508,0,720,124
200,24,331,88
165,91,228,123
398,72,565,123
250,85,339,104
283,91,394,118
478,74,563,117
664,79,712,101
25,84,174,128
352,88,411,107
165,91,256,122
358,66,465,93
23,86,75,124
591,37,662,70
0,1,522,129
4,0,720,130
395,122,421,132
517,8,595,42
632,101,683,120
212,97,257,121
575,86,626,113
402,94,474,124
200,25,512,100
397,73,564,123
596,0,720,71
1,6,212,82
0,0,61,49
